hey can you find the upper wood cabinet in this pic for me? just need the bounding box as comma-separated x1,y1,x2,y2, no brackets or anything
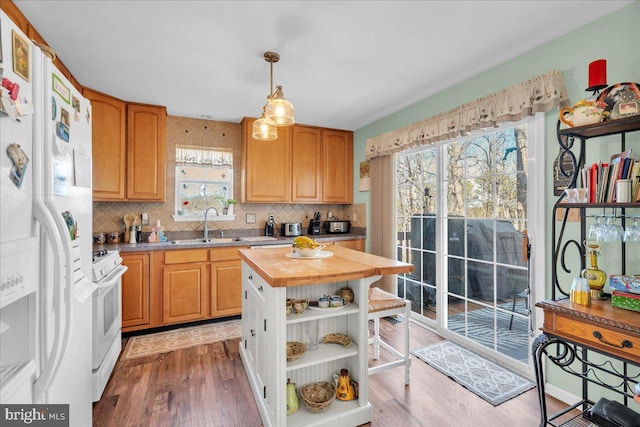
322,129,353,204
241,117,292,203
83,88,127,200
241,118,353,204
127,103,166,201
292,126,322,203
84,88,166,202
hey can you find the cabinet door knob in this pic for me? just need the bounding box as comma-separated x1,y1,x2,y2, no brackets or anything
258,285,263,293
248,274,253,280
250,328,256,337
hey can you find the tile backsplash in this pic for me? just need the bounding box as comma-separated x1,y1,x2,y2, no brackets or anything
92,115,365,237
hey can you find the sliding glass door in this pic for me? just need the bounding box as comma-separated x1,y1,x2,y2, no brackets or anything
396,118,539,369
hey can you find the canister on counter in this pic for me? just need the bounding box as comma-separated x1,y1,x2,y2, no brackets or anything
107,232,120,243
93,233,105,244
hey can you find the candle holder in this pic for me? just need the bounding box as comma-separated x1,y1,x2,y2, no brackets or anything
586,59,607,95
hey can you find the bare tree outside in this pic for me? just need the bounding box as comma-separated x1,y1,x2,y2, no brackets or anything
395,124,530,363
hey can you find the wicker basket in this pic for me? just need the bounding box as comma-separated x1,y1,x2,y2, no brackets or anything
286,341,306,361
299,381,336,413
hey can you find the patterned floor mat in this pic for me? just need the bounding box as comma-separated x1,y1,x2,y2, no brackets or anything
123,319,241,359
411,340,534,406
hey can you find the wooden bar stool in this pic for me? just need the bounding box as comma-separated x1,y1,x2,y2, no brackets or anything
367,287,411,385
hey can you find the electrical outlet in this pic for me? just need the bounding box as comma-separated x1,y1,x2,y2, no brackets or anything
353,212,357,222
268,213,275,221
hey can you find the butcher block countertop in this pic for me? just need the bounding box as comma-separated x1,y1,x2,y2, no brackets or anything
238,246,413,288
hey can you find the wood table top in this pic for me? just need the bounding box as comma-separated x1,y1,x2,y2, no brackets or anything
536,298,640,335
238,246,413,288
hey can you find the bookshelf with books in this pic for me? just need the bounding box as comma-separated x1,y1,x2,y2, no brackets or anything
556,115,640,208
535,114,640,426
580,150,640,204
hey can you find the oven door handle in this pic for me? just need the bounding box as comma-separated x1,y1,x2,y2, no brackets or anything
95,265,128,289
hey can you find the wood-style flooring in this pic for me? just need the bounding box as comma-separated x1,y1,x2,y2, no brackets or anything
93,319,569,426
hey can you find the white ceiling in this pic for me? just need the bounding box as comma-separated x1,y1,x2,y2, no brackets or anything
15,1,633,131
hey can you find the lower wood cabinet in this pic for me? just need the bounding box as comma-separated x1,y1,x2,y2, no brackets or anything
121,252,150,329
163,262,207,324
210,259,242,317
332,239,365,251
210,246,247,318
121,242,359,331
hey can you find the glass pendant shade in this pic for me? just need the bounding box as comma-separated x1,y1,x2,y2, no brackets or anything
264,86,295,126
252,115,277,141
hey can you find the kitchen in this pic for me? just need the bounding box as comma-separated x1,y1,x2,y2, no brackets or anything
1,1,640,427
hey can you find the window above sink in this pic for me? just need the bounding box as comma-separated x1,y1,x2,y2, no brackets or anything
172,146,235,222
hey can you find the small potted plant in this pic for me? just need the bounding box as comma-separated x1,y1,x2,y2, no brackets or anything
223,198,237,215
212,195,237,215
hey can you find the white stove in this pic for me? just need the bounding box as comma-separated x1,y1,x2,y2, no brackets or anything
92,250,122,282
90,249,127,401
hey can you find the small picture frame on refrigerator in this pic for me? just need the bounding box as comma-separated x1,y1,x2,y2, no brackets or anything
56,121,70,142
52,74,70,103
12,30,29,82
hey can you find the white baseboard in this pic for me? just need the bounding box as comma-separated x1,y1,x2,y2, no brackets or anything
544,383,581,407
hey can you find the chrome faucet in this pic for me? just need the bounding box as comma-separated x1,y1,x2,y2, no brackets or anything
203,206,218,239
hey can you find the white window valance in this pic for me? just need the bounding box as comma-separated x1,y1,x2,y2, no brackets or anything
365,70,569,160
175,145,232,166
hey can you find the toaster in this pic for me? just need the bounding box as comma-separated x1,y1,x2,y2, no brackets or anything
324,220,351,234
281,222,302,237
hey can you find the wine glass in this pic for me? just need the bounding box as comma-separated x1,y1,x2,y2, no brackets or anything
624,217,640,242
604,216,623,243
589,216,605,242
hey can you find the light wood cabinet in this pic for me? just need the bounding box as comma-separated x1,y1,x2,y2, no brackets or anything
332,239,364,252
292,126,322,202
84,88,166,202
83,88,127,200
322,129,353,203
121,252,150,329
241,117,292,202
211,260,242,316
242,118,353,204
127,103,166,201
210,247,246,318
162,262,207,324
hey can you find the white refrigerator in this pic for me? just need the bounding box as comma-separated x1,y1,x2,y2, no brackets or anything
0,10,96,426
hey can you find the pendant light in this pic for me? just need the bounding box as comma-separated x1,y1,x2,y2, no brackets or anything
252,52,294,140
252,105,278,141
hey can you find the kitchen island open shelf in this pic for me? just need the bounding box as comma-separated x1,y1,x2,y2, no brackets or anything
238,246,412,427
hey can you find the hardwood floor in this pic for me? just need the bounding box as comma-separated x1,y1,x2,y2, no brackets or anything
93,320,569,426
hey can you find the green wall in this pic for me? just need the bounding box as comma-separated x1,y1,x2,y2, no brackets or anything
352,1,640,402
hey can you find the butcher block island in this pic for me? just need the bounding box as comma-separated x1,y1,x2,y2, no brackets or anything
238,246,413,427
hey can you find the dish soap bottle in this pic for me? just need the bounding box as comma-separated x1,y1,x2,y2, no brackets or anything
286,379,298,415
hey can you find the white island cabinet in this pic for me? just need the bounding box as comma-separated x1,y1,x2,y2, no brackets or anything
238,246,413,427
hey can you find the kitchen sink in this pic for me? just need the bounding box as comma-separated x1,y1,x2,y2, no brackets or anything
238,236,278,242
167,237,240,245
